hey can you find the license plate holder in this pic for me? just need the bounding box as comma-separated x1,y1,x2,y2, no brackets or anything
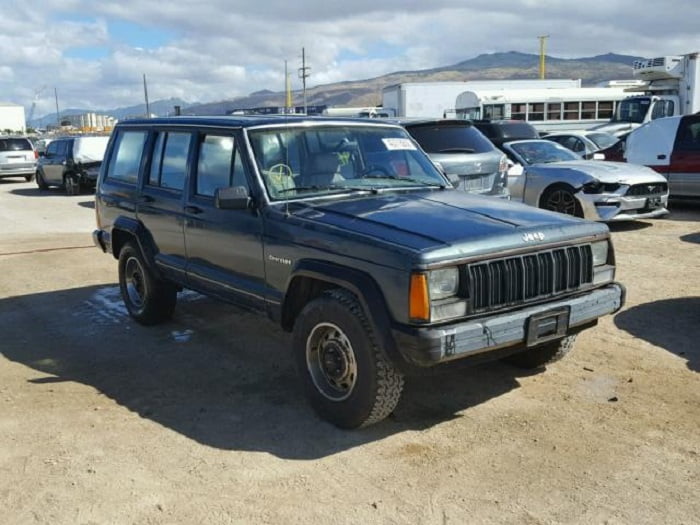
526,307,570,347
646,196,663,209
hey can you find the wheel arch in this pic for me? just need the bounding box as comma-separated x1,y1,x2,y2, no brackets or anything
281,260,402,367
110,217,161,275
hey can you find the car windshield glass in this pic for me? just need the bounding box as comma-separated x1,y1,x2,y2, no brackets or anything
586,132,619,150
405,124,494,154
509,141,580,165
612,97,651,124
247,124,447,201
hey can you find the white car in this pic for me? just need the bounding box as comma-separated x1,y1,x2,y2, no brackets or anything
545,130,620,160
502,139,670,221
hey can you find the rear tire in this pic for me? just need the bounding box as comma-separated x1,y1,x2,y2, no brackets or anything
503,335,577,369
293,289,404,428
36,168,48,190
118,242,177,325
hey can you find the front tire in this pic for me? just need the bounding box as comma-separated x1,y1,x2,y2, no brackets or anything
503,335,577,369
118,242,177,325
540,185,583,217
293,289,404,429
25,172,35,182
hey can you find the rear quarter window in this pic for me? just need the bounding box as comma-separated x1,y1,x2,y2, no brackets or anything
105,130,147,184
0,138,33,151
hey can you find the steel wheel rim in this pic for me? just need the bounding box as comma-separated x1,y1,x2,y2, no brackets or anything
124,257,145,309
306,322,357,401
545,190,577,215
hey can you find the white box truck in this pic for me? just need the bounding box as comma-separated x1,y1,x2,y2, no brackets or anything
594,52,700,136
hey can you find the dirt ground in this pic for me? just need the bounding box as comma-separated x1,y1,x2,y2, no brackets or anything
0,180,698,525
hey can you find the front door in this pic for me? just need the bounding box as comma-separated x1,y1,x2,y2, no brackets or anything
183,131,266,311
42,139,70,185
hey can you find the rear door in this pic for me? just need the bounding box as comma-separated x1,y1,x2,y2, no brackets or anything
668,115,700,197
137,129,193,282
43,139,70,184
183,130,266,311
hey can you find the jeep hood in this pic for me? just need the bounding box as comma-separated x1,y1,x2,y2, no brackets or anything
287,190,608,264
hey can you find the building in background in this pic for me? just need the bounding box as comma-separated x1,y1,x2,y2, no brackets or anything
0,102,27,134
64,112,116,132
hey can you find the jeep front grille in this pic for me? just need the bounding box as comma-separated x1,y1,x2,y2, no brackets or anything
625,182,668,196
467,244,594,312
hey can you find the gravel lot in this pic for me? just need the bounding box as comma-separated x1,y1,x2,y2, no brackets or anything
1,179,698,524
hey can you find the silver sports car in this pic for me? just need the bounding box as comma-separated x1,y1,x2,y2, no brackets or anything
502,139,669,221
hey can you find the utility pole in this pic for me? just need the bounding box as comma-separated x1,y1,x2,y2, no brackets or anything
143,74,150,118
538,35,550,79
298,47,310,115
285,60,292,113
54,87,60,127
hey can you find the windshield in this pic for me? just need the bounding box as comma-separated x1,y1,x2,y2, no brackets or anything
509,140,580,165
586,132,619,150
247,124,447,200
612,97,651,124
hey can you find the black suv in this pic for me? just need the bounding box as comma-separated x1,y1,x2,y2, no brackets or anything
471,119,540,149
395,119,509,198
94,116,624,428
37,136,110,194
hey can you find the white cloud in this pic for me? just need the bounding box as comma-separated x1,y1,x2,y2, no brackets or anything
3,0,700,117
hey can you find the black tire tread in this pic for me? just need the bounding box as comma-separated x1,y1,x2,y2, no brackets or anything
36,168,48,190
118,242,177,325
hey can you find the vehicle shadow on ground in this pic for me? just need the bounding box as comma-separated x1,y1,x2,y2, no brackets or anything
607,221,652,233
10,187,65,197
680,232,700,244
0,284,525,459
614,297,700,372
77,200,95,209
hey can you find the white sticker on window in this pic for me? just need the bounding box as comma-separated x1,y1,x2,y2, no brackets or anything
382,138,416,151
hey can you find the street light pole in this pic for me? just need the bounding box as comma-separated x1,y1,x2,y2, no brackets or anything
298,47,310,115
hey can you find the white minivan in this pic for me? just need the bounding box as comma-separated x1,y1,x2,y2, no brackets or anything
624,114,700,197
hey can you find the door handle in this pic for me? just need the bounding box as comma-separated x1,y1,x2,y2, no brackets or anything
184,205,203,214
657,154,667,160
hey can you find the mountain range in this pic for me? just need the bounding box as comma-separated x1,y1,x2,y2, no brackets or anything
29,51,643,127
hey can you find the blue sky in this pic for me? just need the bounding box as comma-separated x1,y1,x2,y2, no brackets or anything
2,0,699,118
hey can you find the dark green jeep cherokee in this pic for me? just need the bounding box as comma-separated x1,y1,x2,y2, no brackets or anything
93,116,624,428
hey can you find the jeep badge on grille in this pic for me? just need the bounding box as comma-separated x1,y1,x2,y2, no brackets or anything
523,232,545,242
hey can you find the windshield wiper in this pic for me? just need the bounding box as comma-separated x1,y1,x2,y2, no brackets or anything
362,174,446,189
437,147,475,153
275,184,369,195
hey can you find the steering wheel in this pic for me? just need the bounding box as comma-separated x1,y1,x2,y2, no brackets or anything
267,163,293,178
359,165,391,178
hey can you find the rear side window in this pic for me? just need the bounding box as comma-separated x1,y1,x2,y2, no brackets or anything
105,130,147,184
675,117,700,152
406,124,495,154
0,138,32,151
147,131,192,191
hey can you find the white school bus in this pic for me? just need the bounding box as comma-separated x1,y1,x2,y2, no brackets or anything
455,87,632,133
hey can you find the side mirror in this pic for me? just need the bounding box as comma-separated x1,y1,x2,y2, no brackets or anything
215,186,251,210
592,153,605,161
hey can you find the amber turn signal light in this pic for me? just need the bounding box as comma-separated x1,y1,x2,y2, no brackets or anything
409,273,430,321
